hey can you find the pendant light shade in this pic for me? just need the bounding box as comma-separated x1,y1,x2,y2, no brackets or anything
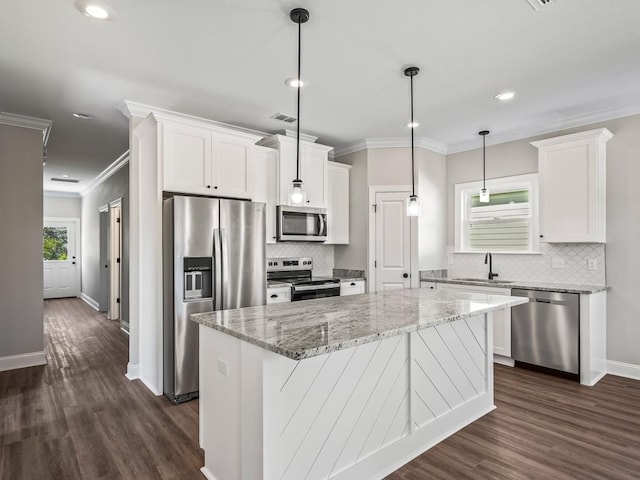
479,130,490,203
404,66,420,217
288,7,310,206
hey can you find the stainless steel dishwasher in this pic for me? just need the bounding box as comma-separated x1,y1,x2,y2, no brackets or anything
511,289,580,376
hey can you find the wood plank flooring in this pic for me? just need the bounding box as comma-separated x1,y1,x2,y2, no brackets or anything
1,298,639,479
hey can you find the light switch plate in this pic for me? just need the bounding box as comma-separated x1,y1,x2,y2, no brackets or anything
588,259,597,270
552,257,565,269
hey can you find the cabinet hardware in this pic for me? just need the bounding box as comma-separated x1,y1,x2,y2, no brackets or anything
214,186,218,189
207,185,211,189
403,273,409,278
350,282,356,286
270,294,278,298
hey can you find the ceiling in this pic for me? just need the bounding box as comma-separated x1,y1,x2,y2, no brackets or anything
2,0,640,193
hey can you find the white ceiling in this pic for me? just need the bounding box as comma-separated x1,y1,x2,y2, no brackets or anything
3,0,640,193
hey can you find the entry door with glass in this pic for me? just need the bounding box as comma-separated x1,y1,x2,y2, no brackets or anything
43,219,80,299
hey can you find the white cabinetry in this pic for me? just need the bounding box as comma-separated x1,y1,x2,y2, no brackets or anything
532,128,613,243
437,283,512,358
340,280,365,296
161,115,261,199
254,146,278,244
266,286,291,304
258,134,333,208
326,162,351,244
420,281,437,290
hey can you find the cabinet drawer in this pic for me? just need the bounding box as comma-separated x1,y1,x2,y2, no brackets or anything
267,287,291,304
340,281,365,296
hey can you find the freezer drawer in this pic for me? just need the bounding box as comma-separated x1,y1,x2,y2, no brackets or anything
511,289,580,375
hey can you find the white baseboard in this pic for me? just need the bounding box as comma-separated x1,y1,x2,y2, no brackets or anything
200,467,218,480
126,362,140,380
0,351,47,372
80,292,99,311
494,355,515,367
607,360,640,381
140,375,163,396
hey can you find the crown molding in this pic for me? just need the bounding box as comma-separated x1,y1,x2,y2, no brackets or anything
120,101,268,140
333,136,448,158
0,112,53,146
531,127,614,148
447,103,640,154
43,190,81,199
81,150,130,197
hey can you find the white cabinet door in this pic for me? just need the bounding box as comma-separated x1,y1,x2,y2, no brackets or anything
212,132,255,199
267,286,291,304
533,128,612,243
420,281,437,290
303,145,328,208
254,147,278,244
340,280,365,296
437,283,512,357
326,162,350,244
162,122,212,195
277,141,299,205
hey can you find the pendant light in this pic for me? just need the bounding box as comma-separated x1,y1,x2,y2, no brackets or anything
479,130,490,203
288,8,309,206
404,66,420,216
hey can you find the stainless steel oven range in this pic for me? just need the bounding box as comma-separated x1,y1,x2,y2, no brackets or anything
267,257,340,301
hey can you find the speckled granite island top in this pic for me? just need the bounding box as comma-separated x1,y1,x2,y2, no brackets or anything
191,288,527,360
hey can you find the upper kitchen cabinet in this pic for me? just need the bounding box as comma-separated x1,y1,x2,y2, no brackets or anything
254,145,278,244
258,133,333,208
532,128,613,243
326,161,351,244
158,114,262,199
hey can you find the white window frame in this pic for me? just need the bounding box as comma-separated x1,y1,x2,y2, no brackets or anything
454,173,540,254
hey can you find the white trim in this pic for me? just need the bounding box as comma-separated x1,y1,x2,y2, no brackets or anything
80,292,100,311
0,112,53,146
0,351,47,372
139,376,163,396
607,360,640,381
44,190,81,199
447,105,640,154
200,467,219,480
126,362,140,380
493,355,515,367
81,150,130,197
531,127,614,148
334,136,448,157
120,101,267,139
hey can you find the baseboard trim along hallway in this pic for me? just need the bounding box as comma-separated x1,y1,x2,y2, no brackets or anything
608,360,640,381
79,292,99,310
0,350,47,372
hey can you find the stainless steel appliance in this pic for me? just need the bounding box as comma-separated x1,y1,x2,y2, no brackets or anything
163,195,266,403
511,289,580,376
276,205,327,242
267,257,340,301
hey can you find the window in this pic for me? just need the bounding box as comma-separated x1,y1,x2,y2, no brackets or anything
43,226,68,261
455,174,539,253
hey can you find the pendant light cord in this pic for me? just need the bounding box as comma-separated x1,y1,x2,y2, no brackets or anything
482,133,486,190
410,73,415,197
295,17,302,182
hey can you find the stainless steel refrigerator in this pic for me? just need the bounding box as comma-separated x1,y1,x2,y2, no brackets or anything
163,195,266,403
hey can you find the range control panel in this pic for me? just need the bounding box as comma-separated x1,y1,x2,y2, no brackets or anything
267,257,313,272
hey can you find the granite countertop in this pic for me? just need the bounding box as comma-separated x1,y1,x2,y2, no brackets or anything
191,288,527,360
425,278,606,294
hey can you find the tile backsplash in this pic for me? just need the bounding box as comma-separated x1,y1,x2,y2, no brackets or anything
446,243,606,285
266,243,335,277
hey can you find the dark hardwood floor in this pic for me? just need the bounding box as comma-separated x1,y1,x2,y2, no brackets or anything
1,298,639,479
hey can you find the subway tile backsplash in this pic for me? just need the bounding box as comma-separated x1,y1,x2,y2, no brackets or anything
446,243,606,285
266,243,335,277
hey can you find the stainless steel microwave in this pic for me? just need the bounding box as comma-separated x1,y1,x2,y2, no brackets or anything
276,205,327,242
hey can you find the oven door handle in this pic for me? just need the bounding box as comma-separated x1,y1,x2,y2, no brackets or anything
293,283,339,292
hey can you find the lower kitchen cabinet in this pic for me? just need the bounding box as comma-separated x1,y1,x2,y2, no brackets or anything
420,281,437,290
437,283,512,358
340,280,365,296
266,286,291,304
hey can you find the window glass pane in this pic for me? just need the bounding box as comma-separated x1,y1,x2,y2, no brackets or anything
43,227,68,260
470,189,529,208
469,221,529,251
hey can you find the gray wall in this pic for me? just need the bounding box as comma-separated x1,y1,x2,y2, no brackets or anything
43,195,81,218
81,165,129,325
0,124,44,357
446,114,640,366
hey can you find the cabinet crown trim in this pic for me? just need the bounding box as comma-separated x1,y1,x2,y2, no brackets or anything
530,128,614,148
258,134,334,152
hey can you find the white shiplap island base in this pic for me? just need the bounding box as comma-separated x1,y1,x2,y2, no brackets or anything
192,289,527,480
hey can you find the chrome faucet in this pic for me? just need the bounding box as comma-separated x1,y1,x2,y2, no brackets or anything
484,252,499,280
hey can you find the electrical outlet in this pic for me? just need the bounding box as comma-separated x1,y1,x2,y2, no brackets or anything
551,257,565,269
588,259,597,270
217,359,229,376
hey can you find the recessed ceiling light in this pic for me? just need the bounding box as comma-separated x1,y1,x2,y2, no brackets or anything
494,91,515,101
76,1,115,20
407,122,419,129
62,174,70,178
285,77,305,88
72,112,95,119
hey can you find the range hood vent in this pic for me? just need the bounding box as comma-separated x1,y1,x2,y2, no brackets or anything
526,0,557,10
271,112,297,123
51,177,80,183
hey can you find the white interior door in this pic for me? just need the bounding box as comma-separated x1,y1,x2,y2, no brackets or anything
374,191,412,291
43,218,80,299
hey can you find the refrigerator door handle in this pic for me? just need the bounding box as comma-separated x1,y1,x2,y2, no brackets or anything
213,228,223,311
219,228,229,311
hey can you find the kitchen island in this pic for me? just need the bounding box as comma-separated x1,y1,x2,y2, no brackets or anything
192,288,526,480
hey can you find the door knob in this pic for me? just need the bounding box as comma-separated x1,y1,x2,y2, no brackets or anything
403,273,409,278
72,261,76,265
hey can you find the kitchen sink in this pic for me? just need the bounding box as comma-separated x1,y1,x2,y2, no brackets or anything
453,278,515,284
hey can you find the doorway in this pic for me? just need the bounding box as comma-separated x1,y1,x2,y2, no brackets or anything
43,217,80,299
368,186,418,292
99,199,122,321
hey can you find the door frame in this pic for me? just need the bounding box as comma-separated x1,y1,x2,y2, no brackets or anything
43,216,81,298
109,198,122,321
368,185,419,293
